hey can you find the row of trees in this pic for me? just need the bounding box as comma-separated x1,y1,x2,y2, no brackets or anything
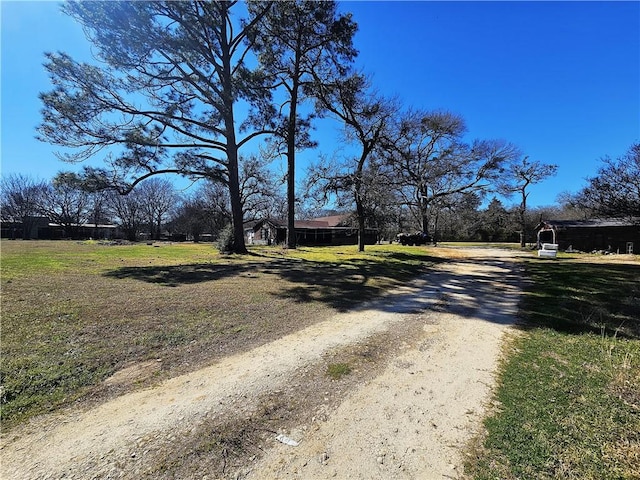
33,0,558,252
0,167,283,242
20,1,638,250
3,138,637,244
1,175,175,241
560,143,640,221
0,170,557,244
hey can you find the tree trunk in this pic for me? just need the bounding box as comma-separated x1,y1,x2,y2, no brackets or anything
431,211,439,246
421,202,430,237
354,161,369,252
421,214,429,236
227,146,248,254
519,190,527,248
220,4,248,255
356,195,366,252
419,188,430,237
286,72,301,250
286,151,296,249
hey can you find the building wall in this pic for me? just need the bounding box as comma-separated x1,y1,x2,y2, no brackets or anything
544,225,640,253
247,222,378,247
1,218,121,240
295,227,378,246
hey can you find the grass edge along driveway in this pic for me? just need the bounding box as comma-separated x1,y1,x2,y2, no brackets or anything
465,253,640,480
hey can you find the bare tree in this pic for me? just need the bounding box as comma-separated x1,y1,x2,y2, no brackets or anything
556,191,593,220
383,109,516,239
107,190,144,242
37,173,92,238
85,189,112,239
168,182,230,242
0,174,47,239
136,178,178,240
239,155,285,223
577,143,640,221
168,197,208,242
498,156,558,247
308,74,397,251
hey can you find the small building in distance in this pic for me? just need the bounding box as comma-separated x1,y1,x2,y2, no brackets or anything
246,215,378,246
0,216,120,240
536,218,639,254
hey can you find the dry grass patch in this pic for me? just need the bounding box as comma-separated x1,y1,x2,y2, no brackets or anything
1,240,435,430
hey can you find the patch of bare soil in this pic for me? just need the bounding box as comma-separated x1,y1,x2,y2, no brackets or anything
102,360,163,388
0,248,525,480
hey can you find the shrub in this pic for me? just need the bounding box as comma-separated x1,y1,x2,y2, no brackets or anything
215,224,234,253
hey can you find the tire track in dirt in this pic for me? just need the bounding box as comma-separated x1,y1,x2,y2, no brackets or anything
246,248,525,479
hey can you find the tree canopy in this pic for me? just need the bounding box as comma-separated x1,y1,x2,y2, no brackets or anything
498,156,558,246
38,0,275,253
33,0,571,250
382,109,518,237
248,0,357,248
578,143,640,220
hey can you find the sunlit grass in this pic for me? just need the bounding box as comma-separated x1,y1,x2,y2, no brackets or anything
438,241,522,250
1,240,220,279
465,254,640,479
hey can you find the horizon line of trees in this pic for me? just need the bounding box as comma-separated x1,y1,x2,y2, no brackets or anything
2,140,638,245
5,1,637,250
0,170,575,244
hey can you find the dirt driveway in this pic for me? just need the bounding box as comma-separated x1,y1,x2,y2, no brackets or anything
1,247,526,479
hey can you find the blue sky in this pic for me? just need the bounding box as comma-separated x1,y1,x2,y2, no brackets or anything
2,1,639,209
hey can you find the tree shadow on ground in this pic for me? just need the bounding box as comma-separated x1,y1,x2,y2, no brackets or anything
102,251,639,337
102,253,447,312
371,255,528,325
101,252,528,325
263,255,452,312
103,263,257,287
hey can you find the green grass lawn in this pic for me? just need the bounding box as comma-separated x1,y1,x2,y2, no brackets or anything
0,240,436,430
466,254,640,479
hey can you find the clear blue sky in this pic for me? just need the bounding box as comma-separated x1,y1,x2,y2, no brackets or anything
2,1,639,209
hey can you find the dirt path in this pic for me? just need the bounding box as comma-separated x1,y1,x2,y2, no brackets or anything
1,248,525,479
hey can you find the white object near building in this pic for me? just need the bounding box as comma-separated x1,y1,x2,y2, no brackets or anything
537,223,558,258
538,243,558,258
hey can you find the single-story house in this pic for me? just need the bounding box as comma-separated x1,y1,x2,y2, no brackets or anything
536,218,640,253
246,215,378,246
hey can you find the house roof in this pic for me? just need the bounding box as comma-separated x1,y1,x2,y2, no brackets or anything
541,218,640,229
308,215,349,227
294,220,333,228
250,215,351,230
